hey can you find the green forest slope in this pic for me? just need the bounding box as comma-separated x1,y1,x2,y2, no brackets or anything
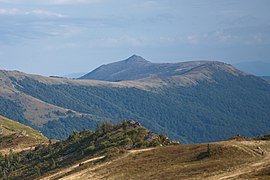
0,60,270,143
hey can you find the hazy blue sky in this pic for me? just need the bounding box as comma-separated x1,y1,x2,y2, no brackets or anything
0,0,269,76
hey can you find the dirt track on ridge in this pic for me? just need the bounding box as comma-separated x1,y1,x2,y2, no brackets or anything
209,140,270,180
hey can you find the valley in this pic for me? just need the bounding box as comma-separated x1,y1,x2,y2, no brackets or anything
0,56,270,143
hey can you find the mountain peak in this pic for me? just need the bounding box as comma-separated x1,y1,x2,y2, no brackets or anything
79,55,151,80
79,56,246,82
125,55,149,63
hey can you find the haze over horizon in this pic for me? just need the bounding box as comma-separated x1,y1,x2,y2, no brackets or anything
0,0,270,76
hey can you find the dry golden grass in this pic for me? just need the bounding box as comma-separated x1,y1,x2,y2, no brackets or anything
0,115,46,140
55,140,270,180
0,115,48,154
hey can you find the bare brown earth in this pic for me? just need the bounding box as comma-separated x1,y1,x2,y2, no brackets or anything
40,156,106,180
40,140,270,180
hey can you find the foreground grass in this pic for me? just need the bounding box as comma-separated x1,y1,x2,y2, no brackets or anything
62,140,270,180
96,144,253,179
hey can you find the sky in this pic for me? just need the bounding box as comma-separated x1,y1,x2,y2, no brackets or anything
0,0,270,76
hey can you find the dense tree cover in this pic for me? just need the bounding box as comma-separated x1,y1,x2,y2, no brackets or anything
0,121,170,179
40,115,100,140
255,134,270,140
3,67,270,143
261,76,270,81
0,97,32,126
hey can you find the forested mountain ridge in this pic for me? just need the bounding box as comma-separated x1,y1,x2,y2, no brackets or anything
0,56,270,143
261,76,270,81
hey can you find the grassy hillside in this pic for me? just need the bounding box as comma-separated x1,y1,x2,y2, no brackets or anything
0,115,45,140
0,115,48,155
39,136,270,179
51,138,270,180
84,141,270,180
1,120,269,179
0,120,171,179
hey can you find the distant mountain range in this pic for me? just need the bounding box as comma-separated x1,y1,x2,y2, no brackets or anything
0,55,270,143
233,61,270,76
261,76,270,81
63,72,86,79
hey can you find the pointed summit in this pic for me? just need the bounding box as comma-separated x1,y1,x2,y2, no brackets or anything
125,55,149,64
80,55,151,81
129,54,141,59
80,55,237,82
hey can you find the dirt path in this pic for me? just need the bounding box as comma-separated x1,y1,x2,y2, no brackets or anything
209,141,270,180
129,147,155,154
0,146,33,155
218,153,270,179
40,156,105,180
40,142,270,180
58,148,155,180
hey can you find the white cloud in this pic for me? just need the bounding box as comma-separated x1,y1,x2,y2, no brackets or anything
47,0,102,5
187,35,199,45
0,8,65,17
184,29,270,46
214,31,235,42
46,42,81,50
102,36,149,47
159,36,176,44
26,9,65,17
0,8,20,15
88,35,183,48
252,33,263,43
141,1,158,7
0,0,102,5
